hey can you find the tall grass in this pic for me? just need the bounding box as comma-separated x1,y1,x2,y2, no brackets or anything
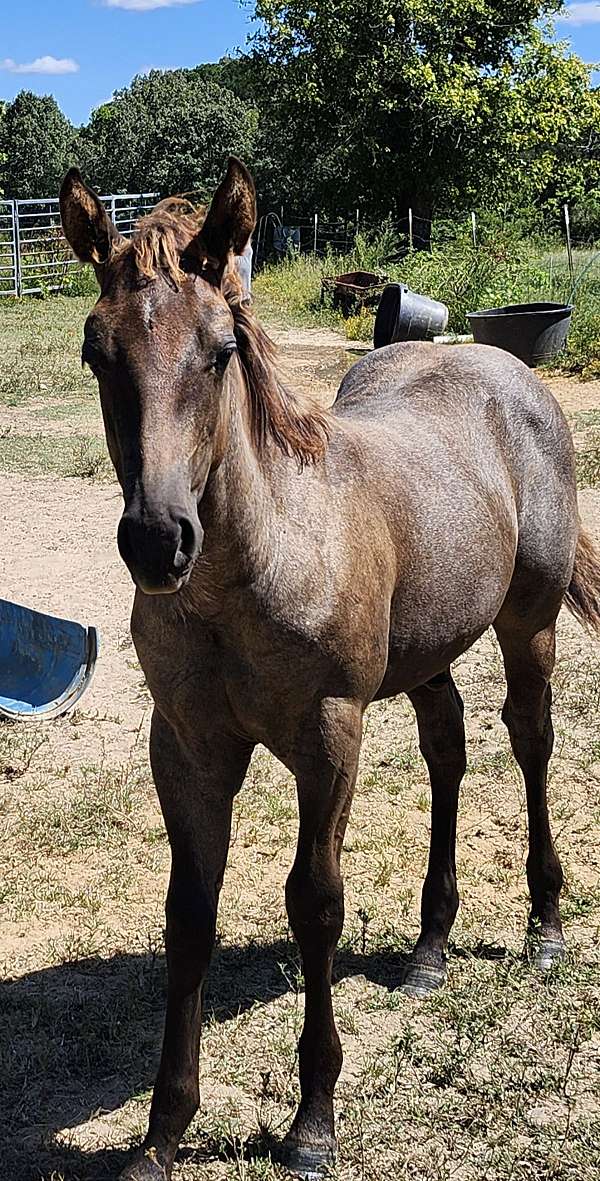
252,221,600,376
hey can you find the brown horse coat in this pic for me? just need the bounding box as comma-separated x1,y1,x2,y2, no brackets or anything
60,159,600,1181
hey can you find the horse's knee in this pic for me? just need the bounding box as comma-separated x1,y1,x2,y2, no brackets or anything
286,857,344,948
165,877,216,985
419,725,466,783
414,682,466,783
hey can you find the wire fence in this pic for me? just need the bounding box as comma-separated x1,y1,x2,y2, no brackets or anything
253,204,600,305
0,190,597,303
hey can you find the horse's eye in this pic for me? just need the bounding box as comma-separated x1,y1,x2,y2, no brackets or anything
82,339,106,373
213,343,237,376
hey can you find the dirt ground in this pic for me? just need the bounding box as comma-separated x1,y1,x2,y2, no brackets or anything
0,310,599,1181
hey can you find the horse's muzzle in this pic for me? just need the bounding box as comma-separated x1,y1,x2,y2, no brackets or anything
117,506,203,595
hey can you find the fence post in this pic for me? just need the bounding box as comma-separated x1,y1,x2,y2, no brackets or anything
408,208,413,252
313,212,318,255
563,203,574,289
14,200,22,298
471,211,478,249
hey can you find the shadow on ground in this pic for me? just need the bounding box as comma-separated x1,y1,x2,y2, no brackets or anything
1,934,511,1179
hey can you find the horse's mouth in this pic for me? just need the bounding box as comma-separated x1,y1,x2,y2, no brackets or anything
135,559,196,597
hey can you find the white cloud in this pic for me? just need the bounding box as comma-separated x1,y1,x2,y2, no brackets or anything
103,0,200,10
0,55,80,75
558,3,600,24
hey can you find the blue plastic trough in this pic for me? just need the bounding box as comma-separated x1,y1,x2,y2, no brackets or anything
0,599,99,721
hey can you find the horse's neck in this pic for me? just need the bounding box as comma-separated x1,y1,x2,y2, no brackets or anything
191,384,281,606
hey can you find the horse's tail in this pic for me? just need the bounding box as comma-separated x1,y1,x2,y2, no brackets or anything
564,529,600,633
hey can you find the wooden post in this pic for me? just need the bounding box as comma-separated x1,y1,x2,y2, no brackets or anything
564,203,575,289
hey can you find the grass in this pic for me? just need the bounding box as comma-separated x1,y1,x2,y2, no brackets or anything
0,624,599,1181
0,431,111,478
0,295,96,408
0,293,114,483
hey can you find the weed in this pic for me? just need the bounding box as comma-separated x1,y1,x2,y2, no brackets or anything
67,439,113,481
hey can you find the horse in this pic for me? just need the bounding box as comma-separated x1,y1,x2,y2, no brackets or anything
60,158,600,1181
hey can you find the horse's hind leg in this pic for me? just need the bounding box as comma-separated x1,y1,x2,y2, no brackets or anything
494,619,566,970
403,671,467,998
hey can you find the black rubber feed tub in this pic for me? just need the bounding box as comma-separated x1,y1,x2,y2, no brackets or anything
468,302,573,367
374,284,449,347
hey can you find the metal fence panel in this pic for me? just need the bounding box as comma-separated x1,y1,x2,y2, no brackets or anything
0,201,18,296
0,191,158,297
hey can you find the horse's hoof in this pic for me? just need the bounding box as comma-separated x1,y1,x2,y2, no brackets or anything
119,1148,169,1181
533,936,567,972
280,1139,336,1179
401,960,446,998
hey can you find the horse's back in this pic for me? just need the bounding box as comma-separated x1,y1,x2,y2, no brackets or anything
334,341,579,645
335,341,576,504
335,341,560,429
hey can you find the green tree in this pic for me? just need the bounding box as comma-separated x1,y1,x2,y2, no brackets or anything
78,69,258,198
246,0,598,223
0,91,74,199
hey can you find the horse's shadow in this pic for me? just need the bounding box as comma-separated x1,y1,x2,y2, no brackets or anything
0,935,507,1180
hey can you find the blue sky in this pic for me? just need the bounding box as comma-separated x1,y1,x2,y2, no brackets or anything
0,0,253,125
1,0,599,127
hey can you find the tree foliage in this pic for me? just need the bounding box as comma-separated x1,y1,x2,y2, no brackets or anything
246,0,600,220
0,92,75,199
76,68,258,199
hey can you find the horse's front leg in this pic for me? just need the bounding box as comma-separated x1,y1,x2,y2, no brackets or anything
120,709,254,1181
282,698,363,1179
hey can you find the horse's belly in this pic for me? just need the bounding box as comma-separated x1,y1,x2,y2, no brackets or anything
379,562,514,696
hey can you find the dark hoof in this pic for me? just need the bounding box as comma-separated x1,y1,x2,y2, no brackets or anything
401,960,446,998
280,1140,336,1179
119,1148,169,1181
533,937,567,972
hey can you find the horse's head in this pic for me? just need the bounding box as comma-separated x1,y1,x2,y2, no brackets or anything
60,159,256,595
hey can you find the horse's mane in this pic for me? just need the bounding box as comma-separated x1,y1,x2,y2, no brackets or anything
117,199,330,468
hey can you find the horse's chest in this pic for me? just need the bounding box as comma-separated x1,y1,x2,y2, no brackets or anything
133,591,388,759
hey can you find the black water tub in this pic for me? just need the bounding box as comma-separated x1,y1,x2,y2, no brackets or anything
467,302,573,367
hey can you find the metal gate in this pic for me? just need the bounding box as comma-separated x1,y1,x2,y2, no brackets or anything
0,201,18,296
0,191,158,297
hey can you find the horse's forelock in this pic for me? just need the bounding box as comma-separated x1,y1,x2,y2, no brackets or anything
126,201,207,285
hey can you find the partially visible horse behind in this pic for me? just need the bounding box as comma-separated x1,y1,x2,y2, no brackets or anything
60,158,600,1181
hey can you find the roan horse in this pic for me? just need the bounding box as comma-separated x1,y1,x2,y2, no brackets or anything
60,158,600,1181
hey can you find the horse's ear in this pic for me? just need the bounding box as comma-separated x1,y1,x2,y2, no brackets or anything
197,157,256,271
60,168,122,267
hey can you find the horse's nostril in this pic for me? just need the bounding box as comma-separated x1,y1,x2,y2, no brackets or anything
172,548,191,573
178,515,198,561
